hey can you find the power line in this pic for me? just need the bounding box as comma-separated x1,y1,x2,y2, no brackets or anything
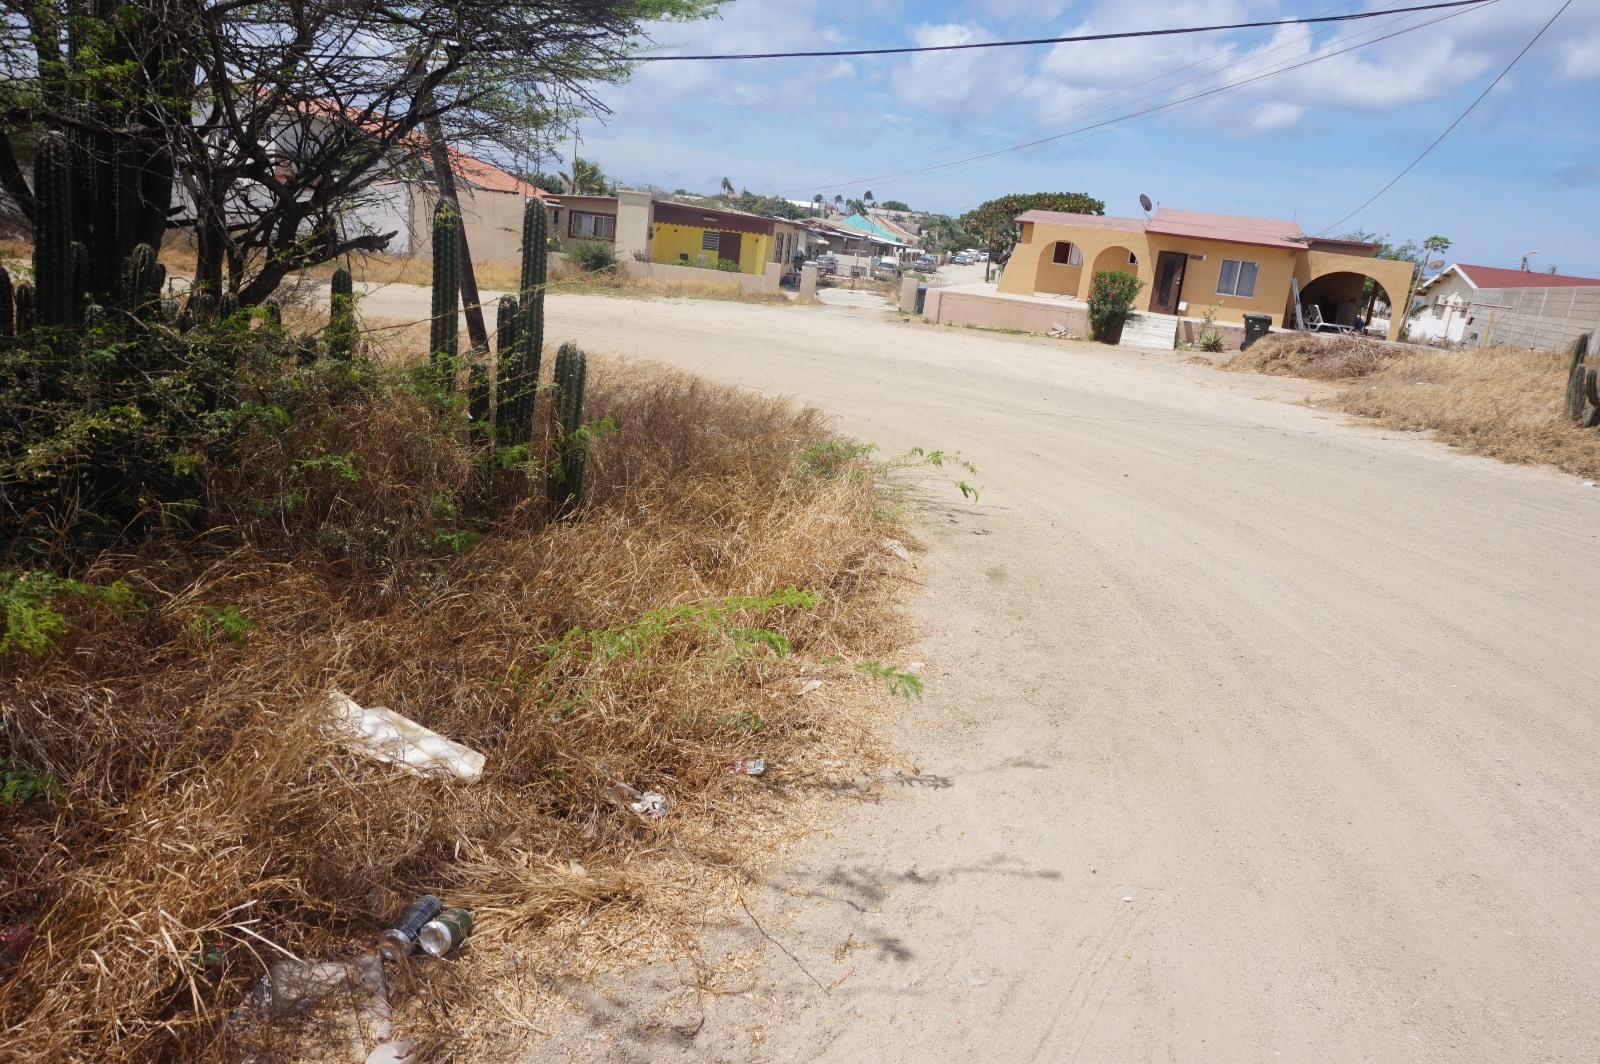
638,0,1496,62
1318,0,1572,233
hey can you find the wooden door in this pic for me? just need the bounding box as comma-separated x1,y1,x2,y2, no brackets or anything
1151,250,1187,314
718,231,742,267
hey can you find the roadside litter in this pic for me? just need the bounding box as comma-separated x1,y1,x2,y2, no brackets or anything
377,895,442,961
612,780,671,819
417,908,473,957
729,759,766,776
797,679,824,696
326,689,485,782
882,537,912,562
233,954,392,1062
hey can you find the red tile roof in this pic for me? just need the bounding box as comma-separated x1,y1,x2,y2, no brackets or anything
1146,208,1305,250
448,148,554,199
1452,263,1600,289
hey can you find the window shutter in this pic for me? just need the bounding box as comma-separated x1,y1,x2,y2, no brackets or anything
701,231,720,251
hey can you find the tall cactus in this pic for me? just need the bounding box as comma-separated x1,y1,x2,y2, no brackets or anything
498,198,548,444
548,341,589,517
328,266,357,359
32,133,77,328
1565,334,1591,423
15,283,35,333
468,363,491,437
117,243,163,317
429,200,461,390
0,266,13,338
493,294,521,437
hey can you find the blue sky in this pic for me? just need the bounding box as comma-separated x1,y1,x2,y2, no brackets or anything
563,0,1600,276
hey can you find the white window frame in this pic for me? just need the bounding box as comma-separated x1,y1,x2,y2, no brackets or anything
569,212,614,240
1216,258,1259,298
1051,241,1083,267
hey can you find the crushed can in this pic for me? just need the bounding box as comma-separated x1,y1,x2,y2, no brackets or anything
418,908,474,957
729,759,766,776
378,894,442,961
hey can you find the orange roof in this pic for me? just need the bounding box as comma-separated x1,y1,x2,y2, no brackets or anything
1015,210,1144,233
1451,263,1600,289
448,148,554,199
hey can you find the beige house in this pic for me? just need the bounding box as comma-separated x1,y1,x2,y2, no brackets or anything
998,207,1416,341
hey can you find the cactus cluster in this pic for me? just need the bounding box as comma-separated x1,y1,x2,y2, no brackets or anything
1567,334,1600,428
548,341,589,516
429,201,461,390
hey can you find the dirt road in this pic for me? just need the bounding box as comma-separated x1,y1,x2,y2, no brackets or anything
374,287,1600,1060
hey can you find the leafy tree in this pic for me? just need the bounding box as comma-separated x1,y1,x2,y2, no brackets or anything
730,190,805,220
522,172,571,195
1087,270,1145,342
920,214,972,254
879,199,911,212
0,0,719,302
845,197,867,216
960,192,1105,266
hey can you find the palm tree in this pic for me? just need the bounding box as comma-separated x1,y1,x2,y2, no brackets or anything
845,197,866,216
568,157,610,195
720,176,735,198
833,194,842,213
813,194,823,218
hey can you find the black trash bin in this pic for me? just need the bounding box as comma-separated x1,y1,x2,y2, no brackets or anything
915,284,928,314
1241,313,1271,350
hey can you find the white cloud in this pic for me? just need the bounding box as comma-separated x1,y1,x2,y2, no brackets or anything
1556,33,1600,81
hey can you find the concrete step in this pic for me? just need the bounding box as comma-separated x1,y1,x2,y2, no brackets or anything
1118,312,1177,351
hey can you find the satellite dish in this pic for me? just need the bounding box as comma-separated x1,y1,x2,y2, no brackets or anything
1427,258,1445,270
1138,193,1153,213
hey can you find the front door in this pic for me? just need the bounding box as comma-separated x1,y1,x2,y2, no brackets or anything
1151,250,1187,314
718,231,742,268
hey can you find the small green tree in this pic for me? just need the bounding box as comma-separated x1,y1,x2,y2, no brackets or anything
566,238,618,273
1087,270,1145,343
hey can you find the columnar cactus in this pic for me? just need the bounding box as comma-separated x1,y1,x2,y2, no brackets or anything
328,266,357,359
429,201,461,390
493,294,521,435
468,363,491,434
0,266,13,338
15,283,36,333
117,243,163,317
1565,334,1591,423
32,133,76,328
548,341,589,516
495,199,548,444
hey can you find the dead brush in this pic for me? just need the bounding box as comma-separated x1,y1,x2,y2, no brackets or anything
1336,344,1600,478
1222,332,1401,380
0,358,906,1061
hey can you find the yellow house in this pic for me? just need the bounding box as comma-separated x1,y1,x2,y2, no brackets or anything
547,192,777,276
997,207,1416,341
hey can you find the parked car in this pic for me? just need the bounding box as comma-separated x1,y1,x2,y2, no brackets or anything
911,254,938,272
951,252,974,265
874,256,900,275
813,254,839,276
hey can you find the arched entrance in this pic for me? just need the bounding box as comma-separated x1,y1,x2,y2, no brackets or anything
1033,239,1084,296
1297,271,1394,337
1088,245,1139,288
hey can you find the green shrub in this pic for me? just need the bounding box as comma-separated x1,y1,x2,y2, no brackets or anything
1087,270,1145,342
714,258,743,273
566,238,619,273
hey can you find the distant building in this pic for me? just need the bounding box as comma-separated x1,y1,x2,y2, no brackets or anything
997,207,1416,341
1412,264,1600,349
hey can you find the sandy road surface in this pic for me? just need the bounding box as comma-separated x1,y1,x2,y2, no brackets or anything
367,286,1600,1061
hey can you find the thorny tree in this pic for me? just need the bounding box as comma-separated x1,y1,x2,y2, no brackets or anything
0,0,716,304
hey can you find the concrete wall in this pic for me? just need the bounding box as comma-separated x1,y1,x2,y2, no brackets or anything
410,185,529,266
618,258,779,294
1462,285,1600,352
923,287,1090,337
1176,318,1248,351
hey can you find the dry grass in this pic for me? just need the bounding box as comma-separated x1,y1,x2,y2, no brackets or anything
1335,345,1600,478
1,357,907,1061
1221,332,1403,380
328,255,789,306
1222,331,1600,478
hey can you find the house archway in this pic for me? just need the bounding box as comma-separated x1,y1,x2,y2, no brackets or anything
1297,271,1395,336
1033,239,1084,296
